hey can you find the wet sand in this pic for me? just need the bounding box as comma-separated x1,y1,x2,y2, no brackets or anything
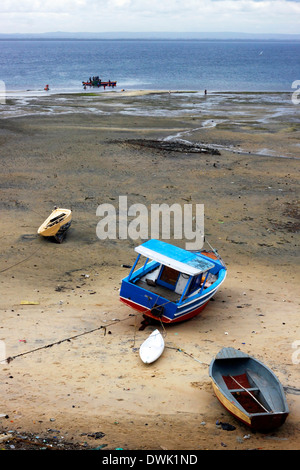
0,90,299,450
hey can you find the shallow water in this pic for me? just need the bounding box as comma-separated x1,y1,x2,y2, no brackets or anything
0,89,298,121
1,39,299,94
0,88,299,160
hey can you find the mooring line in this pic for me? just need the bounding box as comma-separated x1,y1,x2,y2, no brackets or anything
4,315,133,364
3,294,205,367
165,345,209,366
0,246,42,273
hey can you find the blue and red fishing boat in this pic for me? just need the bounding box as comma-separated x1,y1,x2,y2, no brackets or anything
119,239,227,324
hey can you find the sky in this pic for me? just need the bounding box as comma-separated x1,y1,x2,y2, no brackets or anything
0,0,300,35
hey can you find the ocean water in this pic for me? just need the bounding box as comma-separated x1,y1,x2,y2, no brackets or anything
0,38,300,138
0,39,300,95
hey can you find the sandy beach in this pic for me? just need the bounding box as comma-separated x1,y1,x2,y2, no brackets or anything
0,89,299,451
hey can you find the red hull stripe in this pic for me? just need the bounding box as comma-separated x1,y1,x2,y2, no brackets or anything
120,297,209,324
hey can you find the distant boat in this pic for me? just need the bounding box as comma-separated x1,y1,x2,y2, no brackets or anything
209,347,289,431
82,80,117,88
119,239,227,324
139,329,165,364
38,207,72,243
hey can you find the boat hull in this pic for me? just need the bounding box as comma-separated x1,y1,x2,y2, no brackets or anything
120,241,227,323
82,81,117,88
211,381,288,430
209,347,289,432
119,242,227,324
120,296,210,324
139,329,165,363
38,208,72,241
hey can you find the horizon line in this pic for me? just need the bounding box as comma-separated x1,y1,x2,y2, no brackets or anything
1,31,300,38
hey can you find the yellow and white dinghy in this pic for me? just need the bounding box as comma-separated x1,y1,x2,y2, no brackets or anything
38,207,72,243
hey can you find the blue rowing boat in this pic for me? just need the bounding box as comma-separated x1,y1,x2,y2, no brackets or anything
119,239,227,324
209,347,289,431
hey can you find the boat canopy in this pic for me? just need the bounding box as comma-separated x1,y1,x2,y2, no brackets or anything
135,239,215,276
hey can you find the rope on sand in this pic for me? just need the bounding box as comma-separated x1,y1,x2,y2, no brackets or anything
4,309,207,367
3,286,206,366
165,345,209,366
4,316,131,364
0,204,47,274
4,300,168,363
0,246,42,273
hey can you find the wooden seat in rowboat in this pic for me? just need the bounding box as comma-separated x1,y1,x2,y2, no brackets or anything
223,373,271,413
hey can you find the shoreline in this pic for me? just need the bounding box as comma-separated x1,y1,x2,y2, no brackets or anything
0,92,299,450
1,89,298,162
5,87,295,98
2,87,295,100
